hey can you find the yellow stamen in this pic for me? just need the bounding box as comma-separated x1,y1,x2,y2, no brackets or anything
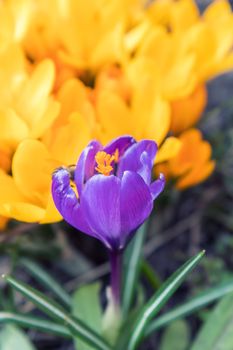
114,149,119,163
95,150,118,176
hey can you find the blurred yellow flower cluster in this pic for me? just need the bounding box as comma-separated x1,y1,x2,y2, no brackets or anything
0,0,232,226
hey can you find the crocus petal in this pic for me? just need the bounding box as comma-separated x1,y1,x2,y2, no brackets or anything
52,168,96,238
74,140,102,196
117,140,157,184
176,160,215,189
49,112,92,165
40,192,62,224
120,171,153,247
14,59,55,126
155,137,181,164
103,135,136,158
12,139,53,206
0,108,28,147
0,202,45,222
0,170,23,203
29,99,60,139
150,173,165,200
81,174,121,250
96,90,132,143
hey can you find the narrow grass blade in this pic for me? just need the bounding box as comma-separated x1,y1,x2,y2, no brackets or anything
122,222,147,317
0,312,71,338
3,275,112,350
146,278,233,336
127,251,205,350
141,260,161,290
20,258,71,308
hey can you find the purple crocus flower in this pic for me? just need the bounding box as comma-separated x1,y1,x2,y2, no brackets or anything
52,136,165,252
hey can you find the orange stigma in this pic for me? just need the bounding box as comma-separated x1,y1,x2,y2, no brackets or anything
95,150,119,176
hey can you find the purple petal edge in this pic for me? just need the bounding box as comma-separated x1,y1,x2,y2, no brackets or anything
117,140,158,184
52,168,103,243
74,140,102,196
150,173,165,200
103,135,136,158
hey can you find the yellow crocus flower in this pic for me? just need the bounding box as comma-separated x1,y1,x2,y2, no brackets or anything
156,129,215,189
22,0,128,71
0,111,92,223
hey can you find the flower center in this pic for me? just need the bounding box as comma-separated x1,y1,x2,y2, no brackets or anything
95,149,119,176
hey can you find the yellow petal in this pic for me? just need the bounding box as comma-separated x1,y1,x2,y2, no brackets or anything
148,0,199,31
171,85,207,134
0,108,28,147
162,55,196,99
29,98,60,139
56,78,95,129
6,0,32,41
0,170,23,202
14,59,55,127
96,90,132,143
0,44,26,104
0,6,14,49
91,23,126,69
169,129,207,175
95,65,131,102
124,19,150,53
59,0,127,70
165,128,215,189
0,171,46,220
176,160,215,189
132,92,171,145
0,146,61,223
169,0,199,31
203,0,232,22
0,202,45,222
156,137,182,164
40,192,62,224
48,112,92,165
12,139,54,207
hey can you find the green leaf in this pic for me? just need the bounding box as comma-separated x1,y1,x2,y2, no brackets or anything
0,325,36,350
127,251,205,350
191,294,233,350
0,312,71,338
141,260,161,290
3,275,112,350
146,278,233,335
160,320,190,350
122,222,147,317
72,283,102,350
20,258,71,308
